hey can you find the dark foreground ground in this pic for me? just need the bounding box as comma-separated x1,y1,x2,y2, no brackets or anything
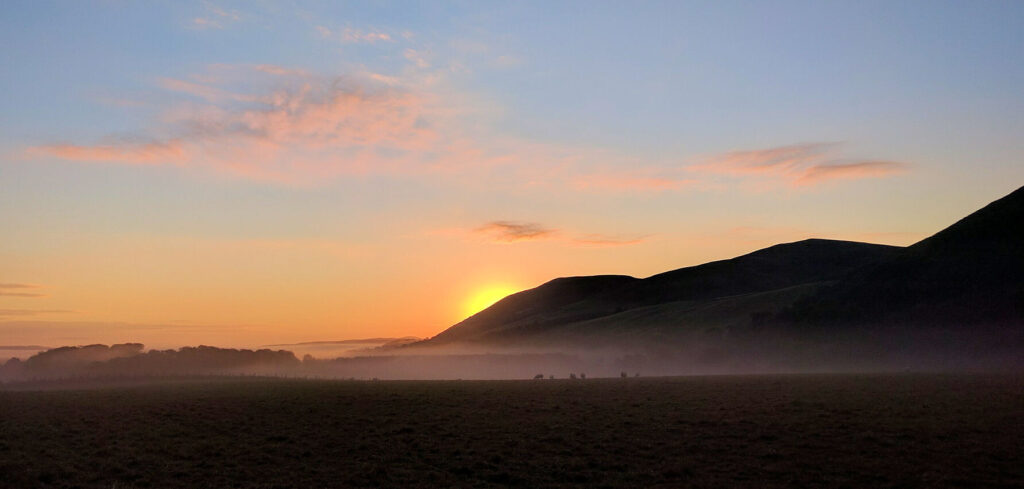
1,374,1022,488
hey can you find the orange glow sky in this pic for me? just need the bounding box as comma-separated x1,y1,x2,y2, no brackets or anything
2,2,1023,349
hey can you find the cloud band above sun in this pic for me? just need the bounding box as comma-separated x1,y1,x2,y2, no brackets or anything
471,221,647,247
26,57,907,192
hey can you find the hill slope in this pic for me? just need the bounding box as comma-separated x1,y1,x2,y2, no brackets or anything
429,275,639,343
427,239,899,344
780,185,1024,326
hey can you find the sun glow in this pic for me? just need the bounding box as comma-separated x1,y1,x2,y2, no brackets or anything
461,284,520,319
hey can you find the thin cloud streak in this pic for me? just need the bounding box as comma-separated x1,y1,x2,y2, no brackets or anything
795,161,907,186
0,284,45,298
470,222,647,248
190,3,241,30
157,77,250,102
33,140,187,165
317,26,392,44
698,143,839,175
0,309,71,317
692,143,908,187
475,221,557,243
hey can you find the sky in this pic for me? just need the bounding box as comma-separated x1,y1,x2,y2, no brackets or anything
1,1,1022,350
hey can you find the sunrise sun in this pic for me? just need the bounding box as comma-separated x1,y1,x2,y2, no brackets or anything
461,284,520,319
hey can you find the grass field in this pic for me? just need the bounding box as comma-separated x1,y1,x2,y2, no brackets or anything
1,374,1022,488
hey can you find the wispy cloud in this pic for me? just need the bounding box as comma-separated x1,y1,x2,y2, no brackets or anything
475,221,557,243
316,25,392,44
29,62,603,187
692,143,908,187
0,283,45,298
29,65,462,183
404,48,431,69
469,222,647,247
794,160,907,186
697,143,838,176
190,3,241,30
0,309,70,317
26,53,904,194
0,283,40,289
157,77,248,103
33,139,186,165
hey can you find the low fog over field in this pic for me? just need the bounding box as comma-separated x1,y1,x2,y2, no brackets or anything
3,186,1023,384
3,326,1022,384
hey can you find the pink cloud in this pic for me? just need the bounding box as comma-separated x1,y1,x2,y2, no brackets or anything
252,65,310,77
191,17,223,30
32,140,186,165
29,63,905,194
22,63,702,191
404,49,431,69
692,143,907,187
28,66,461,183
190,3,240,30
794,161,907,186
317,26,392,44
698,143,837,175
467,222,647,248
157,77,243,102
475,221,557,243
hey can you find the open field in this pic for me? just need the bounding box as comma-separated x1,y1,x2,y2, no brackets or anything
1,374,1022,488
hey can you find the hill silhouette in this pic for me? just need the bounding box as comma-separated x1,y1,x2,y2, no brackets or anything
430,275,639,343
424,185,1024,352
780,185,1024,326
427,240,898,344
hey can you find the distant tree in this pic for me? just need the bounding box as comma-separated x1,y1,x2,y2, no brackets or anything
620,371,628,378
548,375,554,379
569,373,577,380
533,374,544,380
580,373,586,379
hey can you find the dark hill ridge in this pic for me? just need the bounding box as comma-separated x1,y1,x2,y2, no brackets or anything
425,184,1024,347
428,239,899,344
780,185,1024,326
430,275,638,343
594,239,900,308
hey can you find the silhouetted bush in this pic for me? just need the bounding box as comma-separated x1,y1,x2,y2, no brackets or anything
5,344,300,381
